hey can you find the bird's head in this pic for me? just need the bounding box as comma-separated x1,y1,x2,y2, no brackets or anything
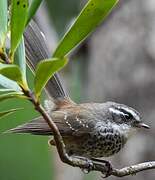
107,102,150,130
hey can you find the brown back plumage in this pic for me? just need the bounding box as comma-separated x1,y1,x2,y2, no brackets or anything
6,104,98,136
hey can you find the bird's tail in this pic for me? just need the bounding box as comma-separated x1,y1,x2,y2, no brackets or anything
24,20,69,104
5,117,52,136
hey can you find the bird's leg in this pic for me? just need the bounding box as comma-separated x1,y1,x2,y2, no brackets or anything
70,156,113,176
71,156,94,173
91,158,113,178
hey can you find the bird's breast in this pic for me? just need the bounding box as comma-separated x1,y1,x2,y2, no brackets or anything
66,126,127,158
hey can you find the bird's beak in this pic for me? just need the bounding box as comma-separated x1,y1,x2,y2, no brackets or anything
137,123,150,129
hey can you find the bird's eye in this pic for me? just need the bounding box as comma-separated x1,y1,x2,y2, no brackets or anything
124,113,131,120
109,107,134,122
118,108,133,121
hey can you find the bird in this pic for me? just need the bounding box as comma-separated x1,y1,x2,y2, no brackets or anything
7,20,150,163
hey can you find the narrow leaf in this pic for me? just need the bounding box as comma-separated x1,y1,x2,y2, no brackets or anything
0,75,21,91
53,0,118,58
15,36,27,81
0,64,28,89
10,0,28,57
0,88,16,92
0,92,25,102
34,58,67,98
27,0,42,25
0,108,23,119
0,0,7,47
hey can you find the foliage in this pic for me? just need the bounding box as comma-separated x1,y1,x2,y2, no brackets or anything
34,57,68,98
0,0,7,48
0,0,118,107
53,0,118,57
0,108,23,119
0,0,119,179
10,0,28,59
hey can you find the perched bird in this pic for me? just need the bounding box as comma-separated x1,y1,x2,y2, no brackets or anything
8,21,150,160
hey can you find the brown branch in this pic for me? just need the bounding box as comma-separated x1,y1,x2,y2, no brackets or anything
22,89,155,178
23,90,97,168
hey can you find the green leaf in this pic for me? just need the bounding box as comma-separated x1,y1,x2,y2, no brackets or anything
53,0,118,58
26,0,42,26
34,58,68,98
0,92,25,102
10,0,28,58
0,0,8,47
0,75,21,91
0,88,16,92
15,36,27,82
0,64,28,89
0,108,23,119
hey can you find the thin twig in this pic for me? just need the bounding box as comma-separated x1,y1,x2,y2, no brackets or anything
111,161,155,177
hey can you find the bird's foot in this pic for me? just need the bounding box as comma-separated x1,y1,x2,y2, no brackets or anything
91,158,113,178
73,156,94,173
83,158,94,173
101,161,112,178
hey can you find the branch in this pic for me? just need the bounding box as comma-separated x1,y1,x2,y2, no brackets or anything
23,89,100,168
111,161,155,177
22,89,155,178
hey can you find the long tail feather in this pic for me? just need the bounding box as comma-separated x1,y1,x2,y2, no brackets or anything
24,20,69,102
5,117,52,136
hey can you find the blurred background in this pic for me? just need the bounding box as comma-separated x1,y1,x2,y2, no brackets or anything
0,0,155,179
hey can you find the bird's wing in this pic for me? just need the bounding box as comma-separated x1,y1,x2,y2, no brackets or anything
24,20,69,103
6,107,96,136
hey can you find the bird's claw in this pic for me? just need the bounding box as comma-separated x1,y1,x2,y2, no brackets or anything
81,158,94,173
101,160,113,178
91,158,113,178
74,156,113,177
76,157,94,173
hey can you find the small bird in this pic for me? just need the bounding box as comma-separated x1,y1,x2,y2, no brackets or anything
7,21,150,160
9,101,149,158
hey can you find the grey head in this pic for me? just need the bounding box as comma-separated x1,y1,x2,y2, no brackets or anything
105,102,150,129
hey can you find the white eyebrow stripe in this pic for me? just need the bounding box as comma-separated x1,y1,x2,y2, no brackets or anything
109,106,140,121
120,107,140,120
109,107,125,116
